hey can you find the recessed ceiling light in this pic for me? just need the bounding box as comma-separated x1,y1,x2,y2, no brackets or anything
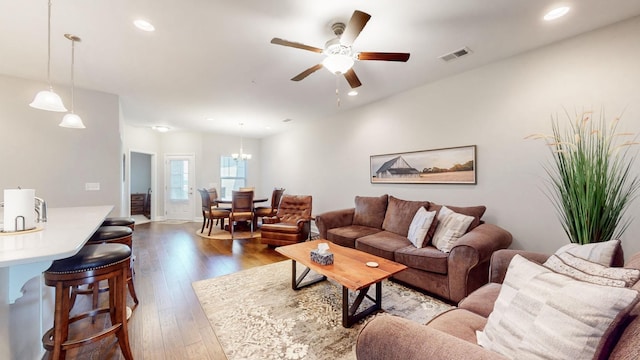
348,90,358,96
134,19,155,32
206,117,214,121
152,125,170,132
544,6,570,21
283,118,292,123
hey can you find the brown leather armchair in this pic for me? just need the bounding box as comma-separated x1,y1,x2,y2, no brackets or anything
260,195,312,246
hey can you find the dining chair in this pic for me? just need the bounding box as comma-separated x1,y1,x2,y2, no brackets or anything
229,190,255,239
198,189,231,235
254,188,285,226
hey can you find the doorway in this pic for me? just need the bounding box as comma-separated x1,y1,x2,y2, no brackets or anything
129,151,155,224
164,154,196,220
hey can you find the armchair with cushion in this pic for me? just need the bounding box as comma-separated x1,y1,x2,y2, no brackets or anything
260,195,312,247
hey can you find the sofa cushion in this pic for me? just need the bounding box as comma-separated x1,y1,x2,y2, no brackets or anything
327,225,382,248
394,245,448,274
428,203,486,232
382,196,430,237
476,254,640,360
356,231,411,261
431,206,475,253
555,239,621,266
353,195,388,229
426,308,487,344
407,208,437,248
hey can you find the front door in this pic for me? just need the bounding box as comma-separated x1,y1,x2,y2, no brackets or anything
164,154,195,220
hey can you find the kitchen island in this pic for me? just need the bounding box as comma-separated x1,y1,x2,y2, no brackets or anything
0,205,113,360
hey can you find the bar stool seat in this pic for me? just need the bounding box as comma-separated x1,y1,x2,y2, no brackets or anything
43,243,133,360
102,216,135,230
72,226,139,309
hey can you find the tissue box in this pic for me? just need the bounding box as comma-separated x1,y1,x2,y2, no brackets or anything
310,249,334,265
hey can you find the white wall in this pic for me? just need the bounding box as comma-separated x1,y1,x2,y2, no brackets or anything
260,17,640,257
130,152,151,194
0,74,122,212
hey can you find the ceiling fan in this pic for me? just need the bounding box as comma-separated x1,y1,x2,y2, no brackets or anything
270,10,410,89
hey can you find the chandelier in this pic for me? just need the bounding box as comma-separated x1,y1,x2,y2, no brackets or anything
231,123,252,160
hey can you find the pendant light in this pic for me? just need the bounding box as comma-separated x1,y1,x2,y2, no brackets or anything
29,0,67,112
59,34,86,129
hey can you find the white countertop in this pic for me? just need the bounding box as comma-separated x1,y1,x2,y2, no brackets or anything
0,205,113,267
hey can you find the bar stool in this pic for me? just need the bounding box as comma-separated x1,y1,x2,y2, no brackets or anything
102,216,135,230
42,243,133,360
71,226,139,309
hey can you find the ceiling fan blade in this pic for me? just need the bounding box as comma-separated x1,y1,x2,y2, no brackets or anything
343,68,362,88
340,10,371,46
291,64,324,81
357,52,411,62
270,38,323,53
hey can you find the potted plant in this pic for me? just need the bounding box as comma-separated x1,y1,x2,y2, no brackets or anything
527,110,640,244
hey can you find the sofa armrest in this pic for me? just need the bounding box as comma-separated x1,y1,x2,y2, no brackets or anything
356,315,508,360
314,208,355,238
447,224,512,302
488,249,550,284
451,224,513,264
262,216,280,225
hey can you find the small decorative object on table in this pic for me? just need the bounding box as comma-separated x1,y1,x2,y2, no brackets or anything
310,242,334,265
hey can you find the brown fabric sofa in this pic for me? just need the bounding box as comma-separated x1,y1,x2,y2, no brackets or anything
315,194,513,303
355,247,640,360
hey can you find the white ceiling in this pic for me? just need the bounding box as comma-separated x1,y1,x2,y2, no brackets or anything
2,1,640,138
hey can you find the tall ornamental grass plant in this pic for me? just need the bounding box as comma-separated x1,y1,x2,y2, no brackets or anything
527,110,640,244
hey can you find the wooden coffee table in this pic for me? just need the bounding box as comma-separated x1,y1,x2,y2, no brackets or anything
276,239,408,327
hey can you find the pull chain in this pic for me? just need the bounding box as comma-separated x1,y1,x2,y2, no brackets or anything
335,75,341,107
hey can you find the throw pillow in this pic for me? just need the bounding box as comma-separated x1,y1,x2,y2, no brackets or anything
555,251,640,287
431,206,474,253
427,203,486,231
543,255,627,287
407,207,437,248
476,255,640,360
555,239,621,266
352,195,388,229
381,196,430,237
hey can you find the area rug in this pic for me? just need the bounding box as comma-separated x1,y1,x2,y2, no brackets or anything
195,228,261,240
193,260,453,360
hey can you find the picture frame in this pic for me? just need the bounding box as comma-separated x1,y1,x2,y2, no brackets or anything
370,145,477,184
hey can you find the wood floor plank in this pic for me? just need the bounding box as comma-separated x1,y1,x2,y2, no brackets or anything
43,221,286,359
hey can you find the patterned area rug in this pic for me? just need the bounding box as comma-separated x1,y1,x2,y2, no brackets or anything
193,260,453,360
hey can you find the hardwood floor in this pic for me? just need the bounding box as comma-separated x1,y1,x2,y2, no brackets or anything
47,221,286,360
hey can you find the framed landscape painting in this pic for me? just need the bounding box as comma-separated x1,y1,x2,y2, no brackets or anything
370,145,477,184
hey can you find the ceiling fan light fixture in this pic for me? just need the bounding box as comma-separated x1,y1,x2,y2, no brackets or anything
322,54,354,74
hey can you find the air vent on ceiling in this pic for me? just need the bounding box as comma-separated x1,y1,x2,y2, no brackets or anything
438,47,472,62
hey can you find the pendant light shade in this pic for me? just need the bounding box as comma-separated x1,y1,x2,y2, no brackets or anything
59,113,86,129
30,89,67,112
59,33,85,129
30,0,67,112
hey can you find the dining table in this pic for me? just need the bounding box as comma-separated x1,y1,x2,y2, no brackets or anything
214,197,268,205
213,197,269,231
